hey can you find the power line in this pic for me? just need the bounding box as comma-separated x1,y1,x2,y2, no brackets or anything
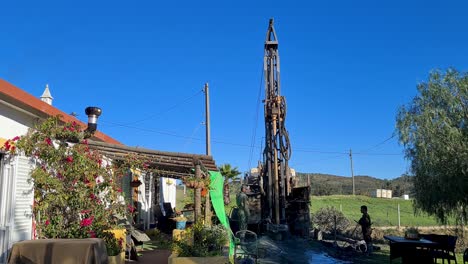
105,90,203,126
294,148,348,155
101,122,403,155
358,134,397,154
183,121,204,151
353,152,403,156
248,63,264,170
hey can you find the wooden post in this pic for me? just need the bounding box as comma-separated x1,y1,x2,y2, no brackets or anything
194,165,202,222
203,83,212,225
398,203,401,229
350,149,355,195
204,189,212,225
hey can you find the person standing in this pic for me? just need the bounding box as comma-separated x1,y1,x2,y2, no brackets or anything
358,205,372,254
236,185,250,232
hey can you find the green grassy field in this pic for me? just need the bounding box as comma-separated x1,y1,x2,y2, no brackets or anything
310,195,454,227
178,189,453,227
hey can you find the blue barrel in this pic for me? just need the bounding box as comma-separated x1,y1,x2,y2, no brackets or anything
176,221,186,230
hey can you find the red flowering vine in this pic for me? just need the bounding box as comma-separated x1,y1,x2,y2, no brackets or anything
80,216,94,227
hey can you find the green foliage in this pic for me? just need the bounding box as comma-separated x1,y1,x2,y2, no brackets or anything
145,228,172,249
311,195,457,227
219,164,241,182
218,163,241,205
3,117,135,240
396,68,468,224
99,231,124,256
298,173,414,197
173,221,228,257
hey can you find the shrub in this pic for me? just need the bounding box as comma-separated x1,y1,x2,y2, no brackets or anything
2,117,136,241
312,206,350,234
173,221,228,257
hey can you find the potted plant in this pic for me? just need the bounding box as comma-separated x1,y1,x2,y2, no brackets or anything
404,227,420,240
172,214,188,230
102,232,125,264
170,221,229,264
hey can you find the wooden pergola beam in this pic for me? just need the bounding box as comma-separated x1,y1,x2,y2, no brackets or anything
87,140,218,179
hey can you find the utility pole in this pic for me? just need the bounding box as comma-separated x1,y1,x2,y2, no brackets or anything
350,149,355,195
204,83,211,156
203,83,212,225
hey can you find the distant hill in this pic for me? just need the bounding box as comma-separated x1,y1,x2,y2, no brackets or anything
296,172,414,197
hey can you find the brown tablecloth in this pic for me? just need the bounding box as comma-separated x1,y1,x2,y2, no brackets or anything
8,238,108,264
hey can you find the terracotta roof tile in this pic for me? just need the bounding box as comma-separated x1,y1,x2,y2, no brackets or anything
0,79,121,145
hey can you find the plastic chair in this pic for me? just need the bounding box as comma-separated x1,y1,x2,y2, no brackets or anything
426,235,457,264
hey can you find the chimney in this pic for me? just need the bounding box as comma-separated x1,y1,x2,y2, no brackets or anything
40,84,53,105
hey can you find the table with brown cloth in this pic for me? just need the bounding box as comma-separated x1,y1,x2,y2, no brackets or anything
8,238,108,264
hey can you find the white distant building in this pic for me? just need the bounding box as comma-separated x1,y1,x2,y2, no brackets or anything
371,189,392,199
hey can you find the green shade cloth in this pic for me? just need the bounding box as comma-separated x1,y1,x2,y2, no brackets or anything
209,171,234,256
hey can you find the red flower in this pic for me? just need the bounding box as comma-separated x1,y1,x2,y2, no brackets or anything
88,230,96,238
128,205,135,213
66,156,73,163
12,136,20,141
98,159,102,166
11,146,16,152
81,209,91,214
80,216,94,227
3,140,11,151
45,219,50,226
116,188,122,193
45,138,52,145
89,193,96,200
82,139,88,145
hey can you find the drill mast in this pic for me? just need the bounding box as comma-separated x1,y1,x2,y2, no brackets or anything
262,18,292,226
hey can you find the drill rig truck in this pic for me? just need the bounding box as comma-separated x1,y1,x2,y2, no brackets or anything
230,19,311,239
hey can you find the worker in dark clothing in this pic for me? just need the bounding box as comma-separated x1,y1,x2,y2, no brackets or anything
358,205,372,254
236,185,250,232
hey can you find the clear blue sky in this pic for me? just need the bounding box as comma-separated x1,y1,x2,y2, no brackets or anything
1,0,467,179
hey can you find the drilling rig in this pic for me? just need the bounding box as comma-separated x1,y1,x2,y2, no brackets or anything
234,19,311,239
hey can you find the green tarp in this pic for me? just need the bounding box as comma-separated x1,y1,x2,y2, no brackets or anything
209,171,234,256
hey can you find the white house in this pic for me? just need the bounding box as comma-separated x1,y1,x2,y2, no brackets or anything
0,79,214,263
0,80,120,263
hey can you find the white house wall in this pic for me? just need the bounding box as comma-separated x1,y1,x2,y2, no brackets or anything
0,102,36,264
10,156,34,246
0,101,36,139
160,177,176,215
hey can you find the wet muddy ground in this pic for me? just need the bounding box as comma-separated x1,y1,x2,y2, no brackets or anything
250,236,351,264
